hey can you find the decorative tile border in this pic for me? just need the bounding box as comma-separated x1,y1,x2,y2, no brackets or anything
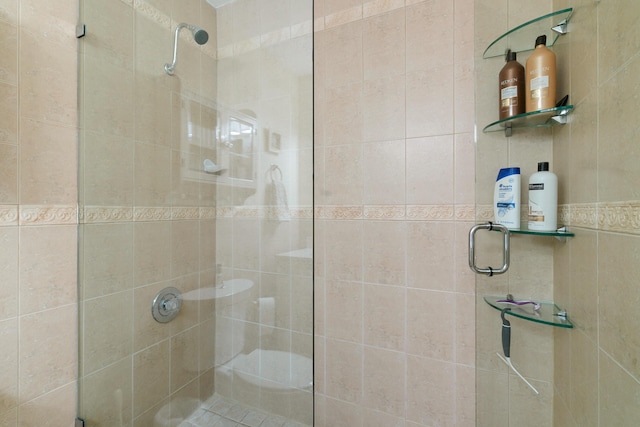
475,205,495,222
78,205,314,223
365,205,406,220
131,0,316,61
218,22,312,60
0,205,18,226
216,205,314,220
19,206,77,226
171,207,201,220
317,203,640,235
235,207,265,219
316,205,475,221
216,206,237,219
478,202,640,235
598,202,640,234
559,205,571,227
455,205,477,221
314,18,325,33
133,0,171,29
324,5,363,29
315,0,407,32
81,207,133,223
292,207,314,219
134,207,171,221
406,205,455,221
315,206,363,220
200,207,217,220
363,0,405,18
6,203,640,234
292,20,313,39
261,27,292,47
565,204,598,229
130,0,219,59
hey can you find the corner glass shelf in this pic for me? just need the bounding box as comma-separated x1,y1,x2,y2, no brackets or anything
484,295,573,328
482,105,573,134
483,8,574,59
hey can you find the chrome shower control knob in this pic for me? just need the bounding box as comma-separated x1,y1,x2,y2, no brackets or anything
152,287,182,323
161,297,178,313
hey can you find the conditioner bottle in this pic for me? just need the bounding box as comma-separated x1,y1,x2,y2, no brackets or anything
528,162,557,231
525,35,556,112
499,51,525,119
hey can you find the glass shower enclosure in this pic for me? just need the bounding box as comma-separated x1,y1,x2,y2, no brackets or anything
77,0,313,425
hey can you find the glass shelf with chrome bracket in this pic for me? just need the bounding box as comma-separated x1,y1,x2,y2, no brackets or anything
483,8,573,59
489,224,575,241
509,225,574,242
483,105,573,136
484,295,573,328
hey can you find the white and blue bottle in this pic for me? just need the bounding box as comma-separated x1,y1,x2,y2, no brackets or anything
494,167,521,229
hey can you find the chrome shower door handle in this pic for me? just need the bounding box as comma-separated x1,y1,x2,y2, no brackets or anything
468,222,510,276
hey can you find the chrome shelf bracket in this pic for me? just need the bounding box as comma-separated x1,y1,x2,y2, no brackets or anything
551,108,570,125
552,19,569,35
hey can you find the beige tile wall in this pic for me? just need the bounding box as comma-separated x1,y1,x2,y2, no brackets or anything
313,0,477,425
553,0,640,425
0,0,79,425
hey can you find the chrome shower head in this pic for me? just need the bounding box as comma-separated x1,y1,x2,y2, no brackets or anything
165,23,209,75
192,27,209,45
190,25,209,45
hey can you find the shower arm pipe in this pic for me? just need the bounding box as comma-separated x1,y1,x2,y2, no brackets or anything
165,23,198,76
165,23,189,75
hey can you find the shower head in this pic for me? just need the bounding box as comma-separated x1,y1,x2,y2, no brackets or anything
165,23,209,75
190,25,209,45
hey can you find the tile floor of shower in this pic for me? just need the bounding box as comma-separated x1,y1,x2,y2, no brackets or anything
178,394,310,427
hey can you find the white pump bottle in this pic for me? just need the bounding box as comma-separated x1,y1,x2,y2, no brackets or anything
528,162,557,231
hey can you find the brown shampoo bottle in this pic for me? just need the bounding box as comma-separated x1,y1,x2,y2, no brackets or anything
499,50,525,119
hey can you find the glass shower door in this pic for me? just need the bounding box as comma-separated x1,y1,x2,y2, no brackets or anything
211,0,314,419
77,0,313,425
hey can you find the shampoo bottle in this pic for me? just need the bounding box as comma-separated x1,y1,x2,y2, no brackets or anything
499,50,525,119
525,35,556,112
494,167,521,229
528,162,557,231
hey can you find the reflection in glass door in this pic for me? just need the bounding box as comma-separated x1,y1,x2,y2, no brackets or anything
77,0,313,425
